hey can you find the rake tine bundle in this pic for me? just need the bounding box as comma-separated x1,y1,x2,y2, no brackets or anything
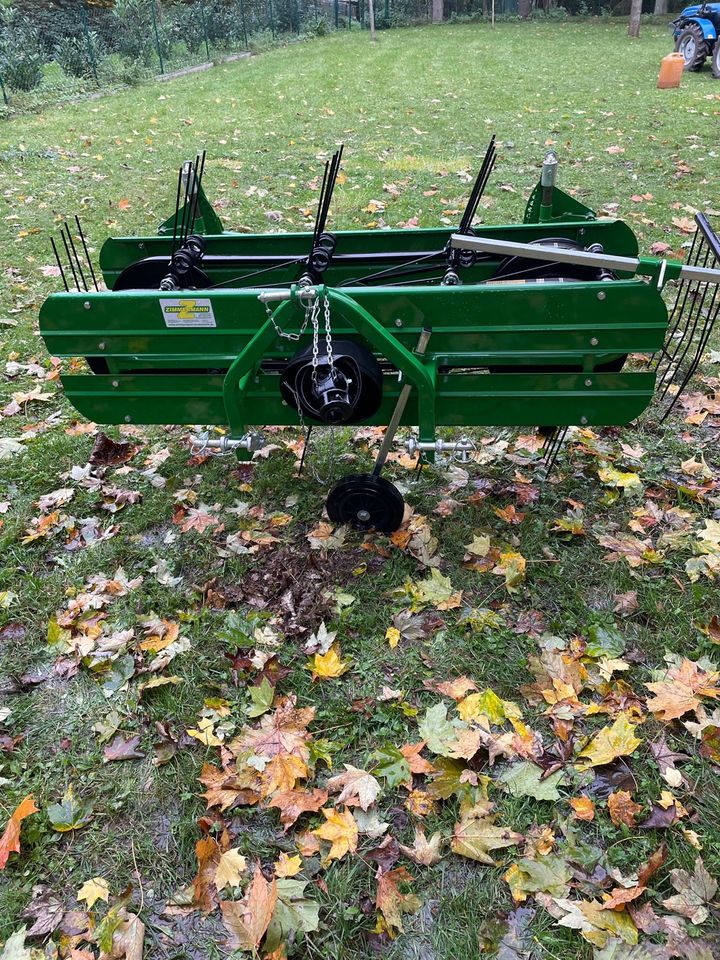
458,136,497,236
313,145,344,244
75,216,99,292
60,229,81,292
540,426,568,479
63,222,89,293
189,149,207,237
50,236,69,292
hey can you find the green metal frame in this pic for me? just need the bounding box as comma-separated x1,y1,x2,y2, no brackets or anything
38,170,681,452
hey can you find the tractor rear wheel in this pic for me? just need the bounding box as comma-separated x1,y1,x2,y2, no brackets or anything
712,42,720,78
675,24,709,71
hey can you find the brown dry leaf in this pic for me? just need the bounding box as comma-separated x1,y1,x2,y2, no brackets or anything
89,433,139,466
192,835,222,913
435,676,478,700
311,807,359,863
375,866,422,936
231,696,314,763
602,885,647,911
221,863,277,952
646,659,720,721
399,826,444,866
0,793,38,869
266,787,328,833
662,858,717,924
199,761,261,812
103,735,145,763
607,790,643,828
326,764,381,811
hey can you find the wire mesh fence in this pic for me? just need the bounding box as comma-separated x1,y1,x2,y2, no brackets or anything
0,0,679,114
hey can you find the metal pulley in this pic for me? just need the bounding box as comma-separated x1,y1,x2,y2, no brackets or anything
280,338,383,425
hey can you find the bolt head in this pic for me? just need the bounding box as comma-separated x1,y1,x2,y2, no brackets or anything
597,291,606,301
112,380,119,388
357,509,371,522
84,301,91,310
98,341,107,350
590,337,599,347
584,378,593,387
394,318,403,327
124,415,131,423
580,416,588,425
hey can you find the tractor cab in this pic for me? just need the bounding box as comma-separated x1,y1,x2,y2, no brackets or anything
672,1,720,76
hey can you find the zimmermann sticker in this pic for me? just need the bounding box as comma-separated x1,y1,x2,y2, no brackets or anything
161,298,216,328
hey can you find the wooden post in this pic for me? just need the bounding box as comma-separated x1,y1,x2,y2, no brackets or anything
368,0,376,39
628,0,642,37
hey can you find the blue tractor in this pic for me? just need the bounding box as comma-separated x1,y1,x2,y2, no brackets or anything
672,2,720,76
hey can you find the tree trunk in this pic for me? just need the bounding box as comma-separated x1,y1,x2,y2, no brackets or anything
432,0,443,21
628,0,642,37
518,0,532,19
653,0,667,14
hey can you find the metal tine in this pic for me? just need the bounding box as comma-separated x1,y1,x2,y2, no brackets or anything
50,237,69,292
657,244,712,390
75,216,99,292
660,285,720,420
315,145,344,242
458,136,497,235
60,229,81,292
657,249,713,402
655,229,700,371
189,149,207,237
170,164,184,256
312,159,331,245
177,155,198,250
183,154,200,247
541,426,568,480
63,222,88,292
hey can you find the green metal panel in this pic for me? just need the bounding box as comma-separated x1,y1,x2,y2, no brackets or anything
40,279,666,367
60,370,657,430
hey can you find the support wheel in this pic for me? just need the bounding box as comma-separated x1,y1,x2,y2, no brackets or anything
326,473,405,533
675,24,709,71
712,42,720,79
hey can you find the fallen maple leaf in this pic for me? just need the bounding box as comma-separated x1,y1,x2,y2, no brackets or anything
451,804,523,864
77,876,110,908
274,852,302,877
576,713,642,769
326,764,381,811
662,858,717,924
221,862,277,951
0,794,38,869
215,848,247,891
311,807,358,863
266,787,328,833
399,826,444,866
306,644,350,680
607,790,642,828
375,865,422,936
570,796,596,821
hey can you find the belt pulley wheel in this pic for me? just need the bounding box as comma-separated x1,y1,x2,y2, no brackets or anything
326,473,405,533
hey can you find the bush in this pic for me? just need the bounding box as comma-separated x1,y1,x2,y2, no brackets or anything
53,32,103,79
111,0,171,67
0,7,44,91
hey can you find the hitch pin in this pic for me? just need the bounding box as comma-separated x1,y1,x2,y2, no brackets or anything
257,286,320,303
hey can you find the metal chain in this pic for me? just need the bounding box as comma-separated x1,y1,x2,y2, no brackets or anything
323,294,335,373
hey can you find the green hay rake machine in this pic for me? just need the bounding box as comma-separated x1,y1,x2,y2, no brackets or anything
39,141,720,532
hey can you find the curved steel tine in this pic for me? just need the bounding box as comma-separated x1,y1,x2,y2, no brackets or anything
658,253,714,403
657,244,710,386
660,291,720,420
655,230,700,372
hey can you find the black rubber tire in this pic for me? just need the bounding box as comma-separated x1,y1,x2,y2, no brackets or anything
326,473,405,533
675,24,710,71
712,42,720,78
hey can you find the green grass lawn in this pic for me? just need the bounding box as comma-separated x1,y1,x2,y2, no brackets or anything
1,20,720,960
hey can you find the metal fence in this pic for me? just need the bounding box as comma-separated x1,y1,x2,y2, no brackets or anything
0,0,676,114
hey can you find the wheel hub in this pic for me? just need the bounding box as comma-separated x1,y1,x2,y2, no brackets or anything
326,473,405,533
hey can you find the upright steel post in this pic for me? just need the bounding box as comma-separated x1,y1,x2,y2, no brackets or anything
335,0,339,26
80,1,100,85
199,0,211,58
268,0,276,35
150,0,165,73
0,74,8,106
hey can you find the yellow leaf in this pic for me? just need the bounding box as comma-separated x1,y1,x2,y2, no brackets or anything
187,717,222,747
570,796,596,821
598,466,643,490
77,876,110,908
215,848,247,891
274,852,302,877
307,644,350,680
221,863,277,951
576,713,642,769
492,551,527,594
311,807,358,863
457,689,521,725
260,753,308,797
386,626,400,649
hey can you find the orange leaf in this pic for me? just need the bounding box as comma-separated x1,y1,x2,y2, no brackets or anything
266,787,328,833
221,863,277,952
0,794,38,870
607,790,642,828
570,796,596,822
